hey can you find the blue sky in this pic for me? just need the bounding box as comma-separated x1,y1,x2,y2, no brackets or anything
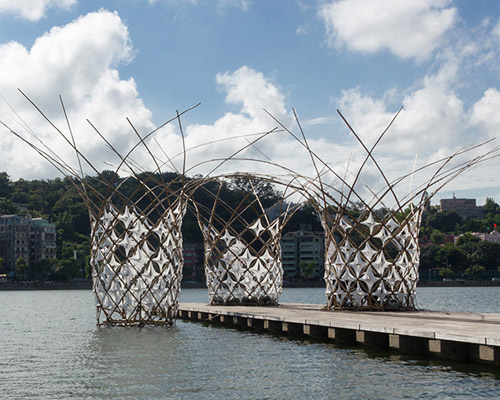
0,0,500,205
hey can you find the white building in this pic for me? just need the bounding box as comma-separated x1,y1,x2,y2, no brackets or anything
473,230,500,244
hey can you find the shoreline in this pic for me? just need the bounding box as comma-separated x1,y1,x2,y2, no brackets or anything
1,280,500,291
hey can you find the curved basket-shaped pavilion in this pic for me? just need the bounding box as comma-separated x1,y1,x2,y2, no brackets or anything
316,195,424,311
89,177,188,326
1,92,196,325
270,108,500,311
191,174,301,305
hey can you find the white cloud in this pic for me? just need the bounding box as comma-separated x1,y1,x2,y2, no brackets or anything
145,66,350,189
303,116,337,126
470,88,500,138
0,33,320,185
332,62,500,201
175,66,297,176
336,56,469,154
216,66,288,122
0,10,155,179
318,0,457,61
0,0,76,21
0,9,496,205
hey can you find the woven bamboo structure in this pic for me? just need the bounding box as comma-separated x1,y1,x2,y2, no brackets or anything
318,194,424,310
268,108,499,311
191,174,301,305
1,92,197,325
88,177,188,326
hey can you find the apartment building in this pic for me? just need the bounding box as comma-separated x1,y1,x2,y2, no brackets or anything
281,224,324,280
0,214,57,277
183,242,204,282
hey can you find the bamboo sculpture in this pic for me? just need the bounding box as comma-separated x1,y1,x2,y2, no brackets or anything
191,174,301,305
268,108,499,310
88,177,188,326
1,92,196,325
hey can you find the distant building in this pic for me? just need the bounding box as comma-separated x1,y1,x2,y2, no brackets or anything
182,242,204,282
30,218,57,263
0,215,29,275
0,214,57,277
281,224,324,279
440,195,483,219
472,231,500,244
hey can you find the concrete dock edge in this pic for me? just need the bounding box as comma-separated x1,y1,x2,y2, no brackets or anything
178,302,500,367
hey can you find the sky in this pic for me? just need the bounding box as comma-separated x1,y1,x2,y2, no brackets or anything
0,0,500,206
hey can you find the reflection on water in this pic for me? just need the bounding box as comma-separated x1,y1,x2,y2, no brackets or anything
1,288,500,399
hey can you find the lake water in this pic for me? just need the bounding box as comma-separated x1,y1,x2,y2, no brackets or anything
1,287,500,399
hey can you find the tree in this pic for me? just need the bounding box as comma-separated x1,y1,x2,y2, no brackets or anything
430,230,445,245
31,258,57,282
462,218,482,233
299,261,316,280
394,205,415,223
0,198,17,214
182,264,194,279
0,172,13,198
438,267,453,278
477,241,500,270
419,245,441,271
455,234,500,269
455,232,481,247
52,259,80,282
483,197,499,215
10,179,30,203
230,177,281,208
284,202,322,233
424,210,463,233
464,264,485,280
436,243,467,271
15,257,29,281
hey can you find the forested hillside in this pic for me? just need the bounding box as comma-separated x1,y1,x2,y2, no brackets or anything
419,199,500,280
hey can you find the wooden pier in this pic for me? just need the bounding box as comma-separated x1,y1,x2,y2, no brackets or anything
178,303,500,366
